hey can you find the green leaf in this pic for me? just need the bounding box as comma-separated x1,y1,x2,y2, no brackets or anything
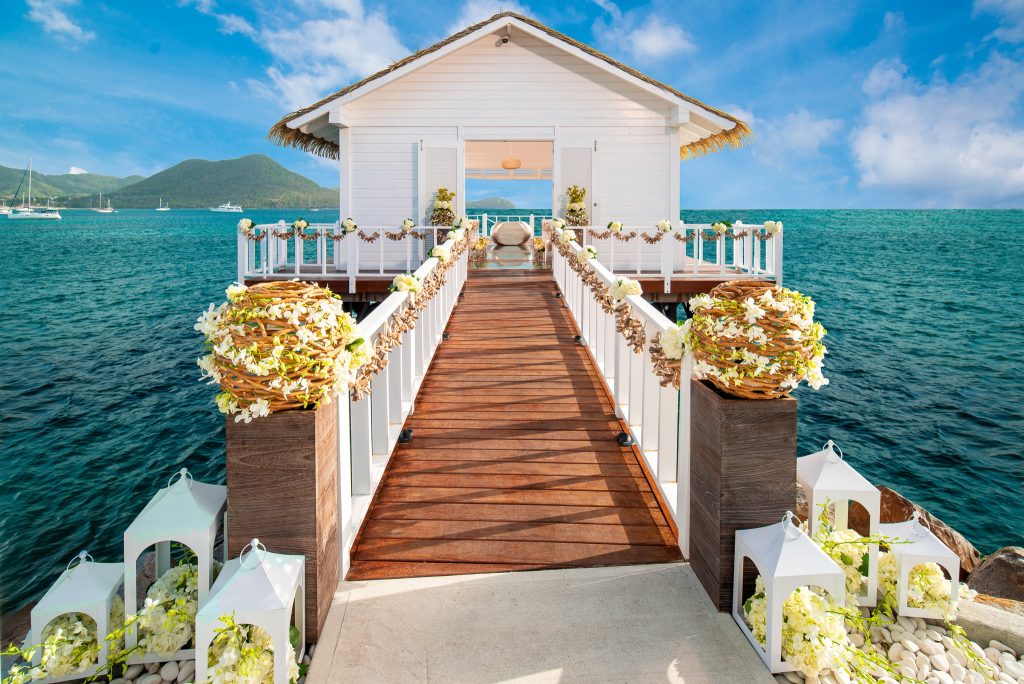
840,553,854,566
858,553,870,576
345,338,365,352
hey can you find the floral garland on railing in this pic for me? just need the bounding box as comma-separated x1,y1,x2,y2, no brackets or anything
237,218,265,242
357,230,380,243
349,233,468,400
648,323,687,389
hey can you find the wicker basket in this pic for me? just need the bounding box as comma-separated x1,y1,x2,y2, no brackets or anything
213,281,361,412
688,280,818,400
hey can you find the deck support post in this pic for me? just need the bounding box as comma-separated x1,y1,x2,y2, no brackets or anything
689,380,796,611
224,402,339,641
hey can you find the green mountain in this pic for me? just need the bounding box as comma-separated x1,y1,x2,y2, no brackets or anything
0,165,139,204
467,196,515,209
108,155,336,209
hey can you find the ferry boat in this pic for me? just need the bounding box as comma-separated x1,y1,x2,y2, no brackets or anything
210,202,243,213
7,159,61,220
156,197,170,211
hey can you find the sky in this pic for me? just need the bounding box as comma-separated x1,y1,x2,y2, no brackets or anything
1,0,1022,208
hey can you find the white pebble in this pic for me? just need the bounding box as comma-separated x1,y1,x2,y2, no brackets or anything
140,674,163,684
920,640,943,656
898,616,917,632
917,652,932,671
914,617,927,630
931,653,951,672
949,662,966,682
965,672,984,684
820,674,838,684
177,661,195,683
110,679,128,684
933,673,954,684
987,648,1004,663
903,639,921,653
991,641,1018,657
996,673,1015,684
916,629,929,640
918,665,931,679
124,666,145,681
782,672,803,684
301,654,311,666
849,632,865,648
146,663,160,674
949,648,968,667
1003,660,1024,679
834,669,851,684
308,644,315,657
160,661,179,681
899,665,917,679
969,642,986,659
889,643,906,661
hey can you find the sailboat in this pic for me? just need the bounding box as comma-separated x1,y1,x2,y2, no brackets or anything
8,159,61,220
156,198,170,211
94,193,114,213
0,200,10,215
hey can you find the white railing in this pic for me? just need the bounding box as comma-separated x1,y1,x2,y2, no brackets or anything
573,221,784,290
551,232,692,556
332,235,469,578
236,222,449,292
466,213,552,237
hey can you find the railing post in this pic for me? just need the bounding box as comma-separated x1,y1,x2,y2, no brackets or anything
482,213,488,236
370,365,390,457
336,393,352,578
293,228,301,277
350,395,372,495
347,234,356,294
774,231,784,287
236,231,246,282
677,354,692,557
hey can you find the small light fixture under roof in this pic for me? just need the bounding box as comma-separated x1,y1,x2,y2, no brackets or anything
500,141,521,170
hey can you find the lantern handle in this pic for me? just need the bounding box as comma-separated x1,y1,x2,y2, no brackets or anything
168,468,194,490
781,511,801,540
67,550,94,572
239,538,268,569
910,511,931,536
823,440,843,461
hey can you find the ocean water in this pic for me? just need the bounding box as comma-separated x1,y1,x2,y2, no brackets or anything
1,208,1021,615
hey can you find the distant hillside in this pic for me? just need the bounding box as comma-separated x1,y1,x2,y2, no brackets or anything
108,155,336,209
0,165,139,204
467,196,515,209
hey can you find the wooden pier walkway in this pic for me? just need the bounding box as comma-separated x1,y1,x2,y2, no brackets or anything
347,270,682,580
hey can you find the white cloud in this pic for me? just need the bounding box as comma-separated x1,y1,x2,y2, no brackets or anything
851,54,1024,207
730,106,842,167
68,166,88,174
178,0,254,36
592,1,696,64
974,0,1024,43
26,0,94,43
446,0,529,35
882,11,906,34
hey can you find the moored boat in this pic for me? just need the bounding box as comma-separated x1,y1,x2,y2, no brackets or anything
210,202,243,213
7,159,61,220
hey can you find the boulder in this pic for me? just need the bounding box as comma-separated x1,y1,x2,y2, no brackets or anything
969,547,1024,603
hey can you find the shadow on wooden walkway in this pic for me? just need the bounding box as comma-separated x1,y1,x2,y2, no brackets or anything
347,270,682,580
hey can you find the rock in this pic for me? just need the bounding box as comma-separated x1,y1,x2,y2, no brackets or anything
124,664,145,680
847,486,981,574
921,640,943,655
160,661,179,681
783,672,803,684
949,662,966,682
931,652,951,671
177,661,196,683
308,644,315,657
889,642,905,661
903,639,921,653
933,672,954,684
990,640,1018,657
849,631,865,648
302,654,311,666
146,663,160,674
140,674,163,684
986,647,1003,663
968,548,1024,602
110,679,128,684
899,664,917,679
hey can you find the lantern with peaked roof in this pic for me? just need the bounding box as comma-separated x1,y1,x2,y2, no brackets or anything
29,551,124,683
195,539,305,684
797,439,881,606
732,512,846,674
123,468,227,662
879,512,960,619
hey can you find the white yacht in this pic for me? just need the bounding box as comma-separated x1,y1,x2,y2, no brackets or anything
156,198,170,211
210,202,243,213
94,193,114,213
7,159,61,220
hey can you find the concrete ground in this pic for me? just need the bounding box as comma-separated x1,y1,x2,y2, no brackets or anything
307,562,775,684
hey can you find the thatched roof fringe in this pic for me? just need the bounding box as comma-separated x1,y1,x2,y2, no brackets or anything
266,11,752,161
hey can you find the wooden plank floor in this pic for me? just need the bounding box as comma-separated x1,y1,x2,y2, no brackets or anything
347,270,682,580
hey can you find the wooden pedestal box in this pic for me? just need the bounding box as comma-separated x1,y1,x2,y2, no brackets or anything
225,403,339,641
689,380,797,611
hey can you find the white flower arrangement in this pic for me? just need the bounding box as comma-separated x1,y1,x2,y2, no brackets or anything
656,219,673,233
390,273,422,295
195,282,367,421
401,218,415,232
237,218,254,232
137,563,205,656
453,216,470,229
607,221,622,234
743,577,852,678
558,229,577,244
429,188,456,226
341,218,357,233
446,227,465,243
473,236,489,252
550,218,566,230
583,246,598,260
685,286,828,395
433,200,450,210
803,519,872,607
660,321,688,360
610,277,642,302
532,236,546,252
711,222,729,235
878,553,975,620
292,219,308,231
206,614,299,684
565,185,589,226
764,220,783,236
430,243,452,263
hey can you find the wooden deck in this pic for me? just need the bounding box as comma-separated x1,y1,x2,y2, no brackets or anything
347,270,683,580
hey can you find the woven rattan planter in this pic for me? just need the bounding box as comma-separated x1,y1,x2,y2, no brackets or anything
225,403,338,641
689,379,797,611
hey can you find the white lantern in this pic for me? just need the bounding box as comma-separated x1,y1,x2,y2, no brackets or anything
732,512,846,674
879,512,960,619
797,439,881,605
30,551,124,683
195,539,305,684
123,468,227,662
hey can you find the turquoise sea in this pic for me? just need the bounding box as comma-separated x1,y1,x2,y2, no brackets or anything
1,208,1022,615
